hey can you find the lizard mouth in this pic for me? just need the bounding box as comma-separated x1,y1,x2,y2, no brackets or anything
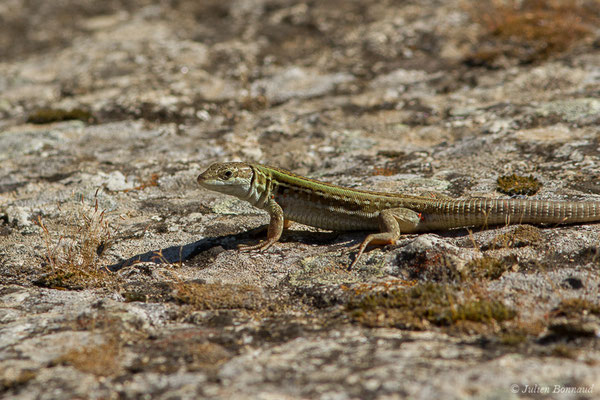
197,174,219,188
196,172,218,189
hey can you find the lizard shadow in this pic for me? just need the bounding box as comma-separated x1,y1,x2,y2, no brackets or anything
106,225,350,272
106,225,481,273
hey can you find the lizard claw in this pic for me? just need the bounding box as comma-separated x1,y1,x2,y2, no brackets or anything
238,240,276,252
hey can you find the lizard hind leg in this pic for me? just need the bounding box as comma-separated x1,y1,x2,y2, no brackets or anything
348,207,420,270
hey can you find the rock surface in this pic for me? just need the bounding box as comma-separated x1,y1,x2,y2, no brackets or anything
1,0,600,399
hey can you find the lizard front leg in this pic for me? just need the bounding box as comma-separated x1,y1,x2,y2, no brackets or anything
238,198,285,251
349,207,421,270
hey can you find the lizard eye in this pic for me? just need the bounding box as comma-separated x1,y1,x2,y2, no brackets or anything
222,170,233,180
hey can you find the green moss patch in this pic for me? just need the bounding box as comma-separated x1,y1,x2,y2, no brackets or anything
173,282,265,310
346,283,516,330
463,256,510,280
27,108,94,124
497,174,541,196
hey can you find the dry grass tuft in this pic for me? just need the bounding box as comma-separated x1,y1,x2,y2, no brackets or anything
467,0,599,66
57,337,122,377
0,369,37,391
34,191,118,290
553,298,600,318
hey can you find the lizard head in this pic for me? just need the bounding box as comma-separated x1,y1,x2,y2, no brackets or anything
197,162,254,197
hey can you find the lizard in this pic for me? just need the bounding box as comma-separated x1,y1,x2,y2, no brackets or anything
197,161,600,270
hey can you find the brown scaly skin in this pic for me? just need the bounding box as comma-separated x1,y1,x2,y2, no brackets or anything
198,162,600,269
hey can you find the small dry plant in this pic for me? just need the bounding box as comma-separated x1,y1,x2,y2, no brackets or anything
36,190,118,290
468,0,599,65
